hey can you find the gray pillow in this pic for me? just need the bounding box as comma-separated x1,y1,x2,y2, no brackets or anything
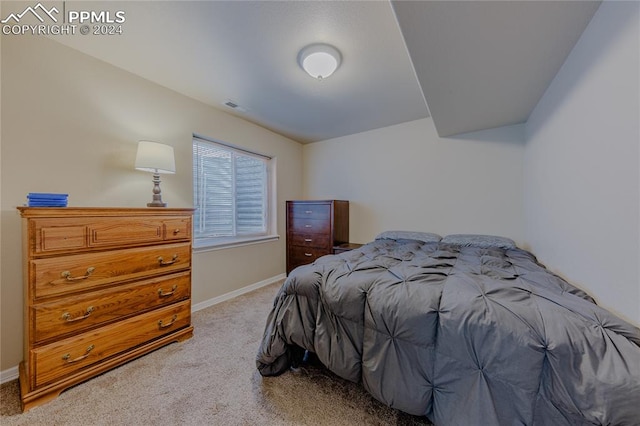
441,234,516,249
375,231,441,243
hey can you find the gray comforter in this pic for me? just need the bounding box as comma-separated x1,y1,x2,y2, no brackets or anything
256,238,640,425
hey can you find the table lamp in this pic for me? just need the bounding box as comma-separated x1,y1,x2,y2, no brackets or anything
135,141,175,207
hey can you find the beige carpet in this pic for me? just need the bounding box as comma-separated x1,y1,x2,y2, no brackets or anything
1,282,431,425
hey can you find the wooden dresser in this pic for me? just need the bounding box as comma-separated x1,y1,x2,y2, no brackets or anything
17,207,195,411
286,200,348,275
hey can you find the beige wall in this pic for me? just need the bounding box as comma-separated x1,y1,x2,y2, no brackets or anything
524,1,639,324
303,118,525,245
0,35,303,371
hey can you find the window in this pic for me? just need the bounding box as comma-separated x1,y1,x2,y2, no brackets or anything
192,136,276,250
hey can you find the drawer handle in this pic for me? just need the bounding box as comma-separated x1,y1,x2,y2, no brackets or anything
61,267,95,281
62,344,95,363
62,306,94,322
305,210,313,214
173,229,181,235
158,314,178,329
158,284,178,297
304,253,313,257
304,239,313,242
158,254,178,266
304,225,312,228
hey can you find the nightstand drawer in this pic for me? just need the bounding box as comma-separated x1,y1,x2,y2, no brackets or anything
32,243,191,300
32,272,191,343
31,300,191,388
333,243,364,254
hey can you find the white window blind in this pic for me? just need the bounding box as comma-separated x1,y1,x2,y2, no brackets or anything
192,137,271,244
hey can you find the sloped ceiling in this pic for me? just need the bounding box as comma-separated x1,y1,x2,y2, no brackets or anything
33,0,602,143
391,0,602,137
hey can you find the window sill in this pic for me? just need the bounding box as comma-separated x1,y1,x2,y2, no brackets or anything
192,234,280,253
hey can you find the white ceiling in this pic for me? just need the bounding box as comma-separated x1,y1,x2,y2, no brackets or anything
48,0,601,143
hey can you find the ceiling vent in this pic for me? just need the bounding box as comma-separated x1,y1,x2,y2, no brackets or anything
223,99,247,112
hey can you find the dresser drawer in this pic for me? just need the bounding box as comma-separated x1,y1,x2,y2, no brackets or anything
31,216,191,255
288,217,331,235
31,300,191,388
87,218,165,247
32,243,191,300
288,247,330,269
163,218,191,241
38,225,87,252
32,272,191,343
288,233,331,250
289,203,330,219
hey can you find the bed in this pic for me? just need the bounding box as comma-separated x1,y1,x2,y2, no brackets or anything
256,232,640,425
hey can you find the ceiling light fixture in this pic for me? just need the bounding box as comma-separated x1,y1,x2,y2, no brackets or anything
298,43,341,80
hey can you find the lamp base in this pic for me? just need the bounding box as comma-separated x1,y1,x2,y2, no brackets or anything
147,201,167,208
146,173,168,208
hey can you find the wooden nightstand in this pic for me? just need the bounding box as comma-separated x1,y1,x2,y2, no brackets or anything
333,243,363,254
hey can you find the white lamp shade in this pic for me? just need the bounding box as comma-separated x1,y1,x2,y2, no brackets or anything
298,44,341,79
135,141,176,174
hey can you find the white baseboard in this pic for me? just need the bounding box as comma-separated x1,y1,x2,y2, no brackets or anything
0,273,286,385
191,273,285,313
1,365,19,384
